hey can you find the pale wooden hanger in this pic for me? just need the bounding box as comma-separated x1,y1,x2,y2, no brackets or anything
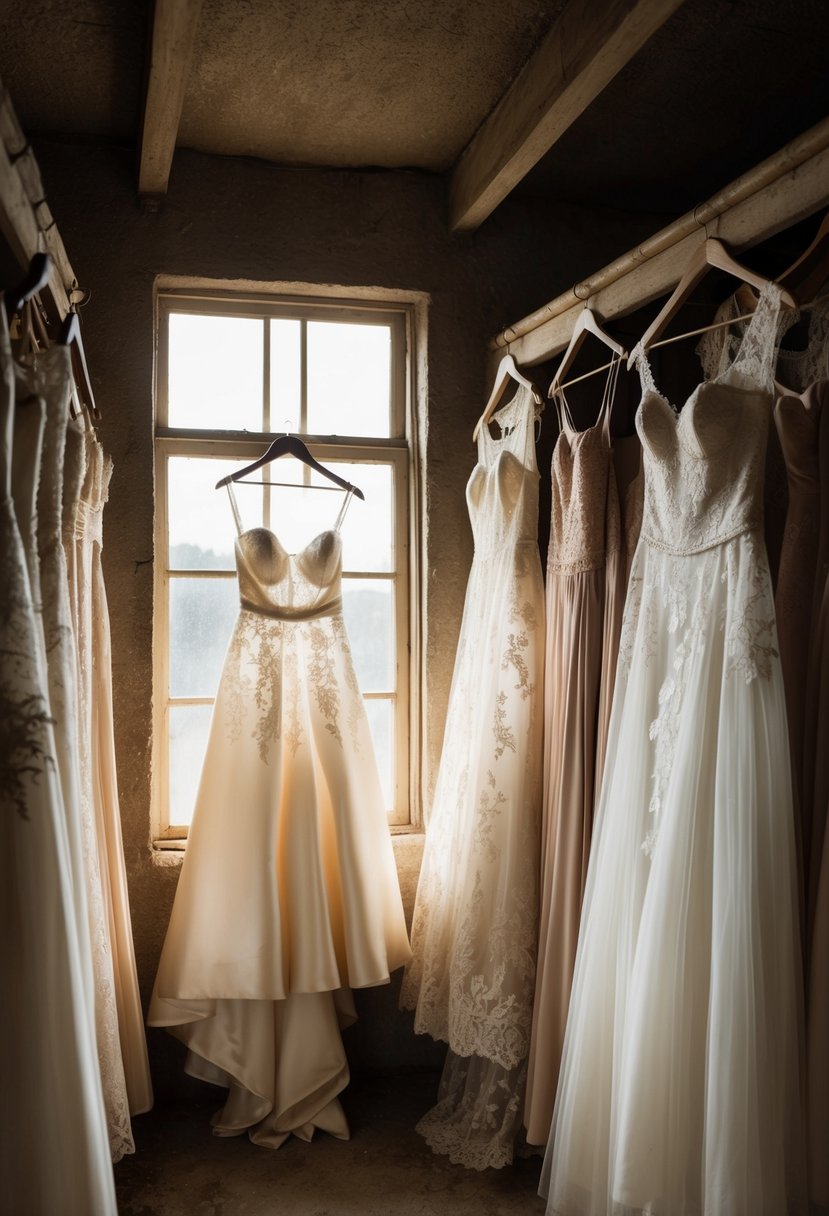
472,353,542,442
547,306,627,398
628,237,796,368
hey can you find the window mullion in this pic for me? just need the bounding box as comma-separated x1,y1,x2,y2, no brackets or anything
263,318,271,530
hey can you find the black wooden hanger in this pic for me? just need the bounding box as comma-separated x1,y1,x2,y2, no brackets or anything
215,433,365,499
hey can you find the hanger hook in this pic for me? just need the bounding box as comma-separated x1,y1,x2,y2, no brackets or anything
283,417,294,435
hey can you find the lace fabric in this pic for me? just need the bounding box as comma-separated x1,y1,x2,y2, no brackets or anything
401,386,544,1169
541,284,807,1214
0,310,117,1213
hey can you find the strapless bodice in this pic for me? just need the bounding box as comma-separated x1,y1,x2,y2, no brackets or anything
235,527,343,620
636,380,771,555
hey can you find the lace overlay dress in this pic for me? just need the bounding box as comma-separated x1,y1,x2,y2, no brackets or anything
0,308,116,1214
541,285,807,1216
149,487,410,1147
400,386,544,1170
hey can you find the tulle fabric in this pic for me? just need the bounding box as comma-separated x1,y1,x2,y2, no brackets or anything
416,1050,528,1171
540,532,807,1216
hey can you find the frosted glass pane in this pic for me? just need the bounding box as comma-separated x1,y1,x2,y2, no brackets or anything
169,578,239,697
365,698,393,813
342,579,393,693
168,313,263,430
269,320,302,430
167,456,263,569
307,322,391,437
169,703,213,827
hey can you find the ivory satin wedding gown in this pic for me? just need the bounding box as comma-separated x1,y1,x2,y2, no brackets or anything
541,284,807,1216
149,484,411,1147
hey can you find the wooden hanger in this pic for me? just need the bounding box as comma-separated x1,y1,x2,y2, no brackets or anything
4,252,52,319
776,210,829,305
629,237,796,368
472,353,542,442
215,433,365,499
548,307,627,397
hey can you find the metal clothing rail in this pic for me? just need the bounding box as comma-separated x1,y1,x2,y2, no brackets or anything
0,76,79,319
490,116,829,369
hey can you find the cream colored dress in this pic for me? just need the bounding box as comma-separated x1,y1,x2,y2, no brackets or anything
64,424,153,1155
149,485,411,1147
0,307,116,1215
401,386,544,1170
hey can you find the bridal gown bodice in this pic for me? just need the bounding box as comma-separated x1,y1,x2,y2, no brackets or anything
637,367,768,555
235,526,344,620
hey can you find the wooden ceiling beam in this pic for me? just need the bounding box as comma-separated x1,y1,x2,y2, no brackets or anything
139,0,203,200
449,0,687,233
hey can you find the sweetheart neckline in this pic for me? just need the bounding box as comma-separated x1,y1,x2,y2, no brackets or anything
236,525,342,560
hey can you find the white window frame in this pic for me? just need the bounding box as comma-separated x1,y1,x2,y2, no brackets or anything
152,287,417,845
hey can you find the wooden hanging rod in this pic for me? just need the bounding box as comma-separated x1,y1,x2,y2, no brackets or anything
0,78,78,319
490,115,829,369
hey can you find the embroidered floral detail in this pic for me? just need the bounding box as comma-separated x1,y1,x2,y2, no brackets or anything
502,630,532,699
493,690,516,758
723,535,778,683
308,621,343,745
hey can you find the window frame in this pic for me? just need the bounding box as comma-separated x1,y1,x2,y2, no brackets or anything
152,288,417,845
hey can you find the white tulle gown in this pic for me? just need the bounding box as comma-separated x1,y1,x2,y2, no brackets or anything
149,485,411,1147
541,284,807,1216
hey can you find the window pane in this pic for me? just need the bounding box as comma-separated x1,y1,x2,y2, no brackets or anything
169,703,213,827
307,322,391,437
168,313,263,430
269,319,301,430
169,578,238,697
313,461,393,573
342,578,393,692
168,456,263,569
365,698,393,813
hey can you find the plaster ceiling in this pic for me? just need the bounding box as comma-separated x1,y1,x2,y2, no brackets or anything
0,0,827,218
180,0,568,170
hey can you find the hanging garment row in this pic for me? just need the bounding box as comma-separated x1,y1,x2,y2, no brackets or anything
0,264,151,1216
404,223,829,1216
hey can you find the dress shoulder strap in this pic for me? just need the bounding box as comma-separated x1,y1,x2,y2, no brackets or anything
225,482,244,536
333,488,353,532
721,281,783,391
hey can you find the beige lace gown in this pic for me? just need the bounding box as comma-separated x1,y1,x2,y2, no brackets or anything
525,375,626,1147
400,386,544,1170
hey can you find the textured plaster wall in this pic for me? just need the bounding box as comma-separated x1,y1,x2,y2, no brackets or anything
35,139,655,1089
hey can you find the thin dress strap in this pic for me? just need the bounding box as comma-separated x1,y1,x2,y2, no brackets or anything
333,488,354,532
631,342,659,398
600,354,622,441
224,481,244,536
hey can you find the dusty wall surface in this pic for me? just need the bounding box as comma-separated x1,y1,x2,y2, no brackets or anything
35,138,655,1090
